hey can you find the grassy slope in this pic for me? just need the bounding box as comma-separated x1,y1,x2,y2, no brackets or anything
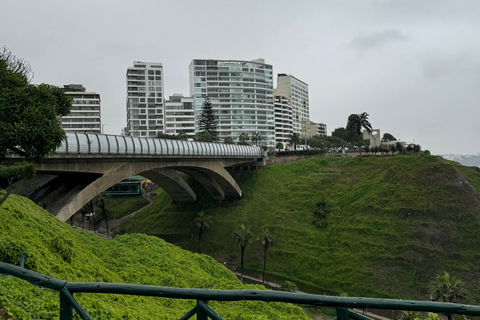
105,195,150,219
119,156,480,301
0,194,308,319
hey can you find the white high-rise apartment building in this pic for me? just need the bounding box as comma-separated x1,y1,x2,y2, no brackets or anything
308,121,327,137
273,93,293,146
62,84,101,133
189,59,275,146
164,94,195,137
275,73,309,135
126,61,164,138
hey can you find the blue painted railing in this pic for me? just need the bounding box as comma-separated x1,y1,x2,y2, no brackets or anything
2,261,480,320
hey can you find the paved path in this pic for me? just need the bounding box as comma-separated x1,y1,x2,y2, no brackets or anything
231,271,393,320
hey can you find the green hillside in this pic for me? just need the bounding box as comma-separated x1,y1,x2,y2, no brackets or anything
0,194,308,319
118,155,480,301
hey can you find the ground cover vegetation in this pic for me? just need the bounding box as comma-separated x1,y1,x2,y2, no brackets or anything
0,193,308,319
118,155,480,302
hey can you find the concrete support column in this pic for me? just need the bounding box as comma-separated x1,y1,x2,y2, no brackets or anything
141,168,196,203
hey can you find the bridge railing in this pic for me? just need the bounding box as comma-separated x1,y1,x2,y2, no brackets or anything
55,132,264,158
2,261,480,320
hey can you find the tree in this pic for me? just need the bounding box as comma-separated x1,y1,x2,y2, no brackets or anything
275,142,284,151
398,311,418,320
332,127,348,141
258,229,274,285
413,144,421,155
194,211,212,253
238,132,249,145
251,132,261,146
234,224,252,282
346,112,372,155
0,60,71,162
157,133,177,139
390,144,397,155
332,127,361,145
0,46,33,81
431,272,466,303
288,132,301,150
176,131,188,141
195,132,213,142
430,272,467,320
0,162,35,206
198,97,218,141
224,137,234,144
0,50,71,206
280,281,298,292
382,133,397,142
396,141,403,154
96,193,111,238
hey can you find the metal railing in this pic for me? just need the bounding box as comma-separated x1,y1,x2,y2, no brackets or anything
2,261,480,320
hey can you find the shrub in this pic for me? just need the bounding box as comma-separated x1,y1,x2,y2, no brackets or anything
0,240,35,269
50,236,74,263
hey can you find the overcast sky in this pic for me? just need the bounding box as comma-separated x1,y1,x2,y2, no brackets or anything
1,0,479,155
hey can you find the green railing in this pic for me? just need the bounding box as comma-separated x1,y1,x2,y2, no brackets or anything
2,261,480,320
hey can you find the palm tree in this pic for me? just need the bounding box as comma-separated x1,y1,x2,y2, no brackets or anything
258,229,274,285
280,280,298,292
194,211,212,253
430,272,467,320
288,132,301,150
398,311,418,320
233,224,252,282
251,132,261,146
238,132,249,145
96,194,111,238
346,112,372,155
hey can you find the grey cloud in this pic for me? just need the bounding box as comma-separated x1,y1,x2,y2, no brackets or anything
350,29,408,49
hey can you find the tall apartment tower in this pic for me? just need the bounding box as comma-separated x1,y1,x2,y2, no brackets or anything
126,61,164,138
164,94,195,137
273,93,293,146
189,59,275,146
62,84,101,133
275,74,309,135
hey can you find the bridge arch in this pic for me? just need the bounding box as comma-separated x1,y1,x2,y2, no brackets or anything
37,160,243,222
6,133,263,222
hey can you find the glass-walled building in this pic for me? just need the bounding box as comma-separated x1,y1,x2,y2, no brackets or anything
126,61,164,138
189,59,275,146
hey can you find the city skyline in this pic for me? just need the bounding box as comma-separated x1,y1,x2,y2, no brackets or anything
1,0,479,154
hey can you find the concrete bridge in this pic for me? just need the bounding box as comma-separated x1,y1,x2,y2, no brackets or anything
9,132,264,222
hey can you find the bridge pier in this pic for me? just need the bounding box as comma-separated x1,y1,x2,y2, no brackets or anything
142,168,196,203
